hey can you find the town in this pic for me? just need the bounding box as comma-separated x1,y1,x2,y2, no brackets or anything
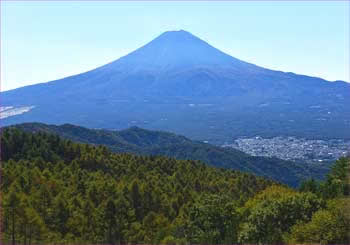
223,136,350,163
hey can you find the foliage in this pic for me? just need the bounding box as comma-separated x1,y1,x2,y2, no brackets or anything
285,198,350,244
238,185,324,243
1,127,348,244
291,157,350,244
11,122,330,187
0,127,271,244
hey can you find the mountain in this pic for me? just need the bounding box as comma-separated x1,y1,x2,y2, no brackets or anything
2,30,349,143
10,122,330,187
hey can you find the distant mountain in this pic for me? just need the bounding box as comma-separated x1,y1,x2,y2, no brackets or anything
10,122,330,187
2,30,349,143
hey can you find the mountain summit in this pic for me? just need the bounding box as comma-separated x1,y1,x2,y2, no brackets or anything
2,30,350,142
105,30,247,69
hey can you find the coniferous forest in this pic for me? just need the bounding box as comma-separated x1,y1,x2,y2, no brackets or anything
1,127,349,244
11,122,330,188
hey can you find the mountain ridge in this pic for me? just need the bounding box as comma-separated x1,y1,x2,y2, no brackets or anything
9,122,331,187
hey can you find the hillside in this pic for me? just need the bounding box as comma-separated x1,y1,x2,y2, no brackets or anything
10,122,330,187
0,126,275,244
1,127,348,244
2,30,349,143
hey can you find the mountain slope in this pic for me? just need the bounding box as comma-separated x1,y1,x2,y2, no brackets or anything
2,30,349,143
11,122,330,187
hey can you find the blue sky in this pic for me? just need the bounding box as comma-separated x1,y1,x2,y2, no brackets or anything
1,1,349,91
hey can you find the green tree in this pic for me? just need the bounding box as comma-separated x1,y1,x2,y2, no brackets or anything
238,185,324,243
286,198,350,244
5,184,21,245
187,194,240,244
105,198,117,244
130,180,142,220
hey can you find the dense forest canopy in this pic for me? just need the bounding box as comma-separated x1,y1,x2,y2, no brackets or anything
10,122,330,187
1,127,349,244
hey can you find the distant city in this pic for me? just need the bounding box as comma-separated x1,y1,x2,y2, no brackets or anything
223,136,350,163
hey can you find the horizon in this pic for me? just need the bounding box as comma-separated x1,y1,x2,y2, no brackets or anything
1,1,349,91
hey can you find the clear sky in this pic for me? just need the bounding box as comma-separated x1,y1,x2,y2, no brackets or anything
1,1,349,91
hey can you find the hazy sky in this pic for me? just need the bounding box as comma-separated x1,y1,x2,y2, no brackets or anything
1,1,349,91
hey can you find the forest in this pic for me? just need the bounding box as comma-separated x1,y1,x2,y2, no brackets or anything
1,127,349,244
11,122,330,187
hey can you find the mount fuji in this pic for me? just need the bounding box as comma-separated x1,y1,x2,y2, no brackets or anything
2,30,349,143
